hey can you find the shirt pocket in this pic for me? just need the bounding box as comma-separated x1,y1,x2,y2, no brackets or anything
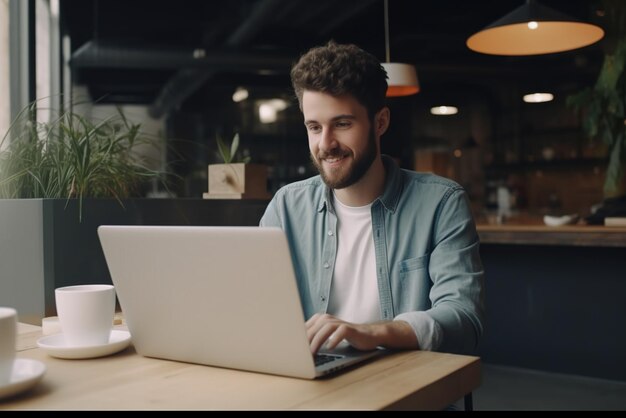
397,254,431,312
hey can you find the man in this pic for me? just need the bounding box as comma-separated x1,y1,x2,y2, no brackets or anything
260,41,484,355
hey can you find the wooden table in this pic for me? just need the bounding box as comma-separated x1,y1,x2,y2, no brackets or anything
1,324,481,410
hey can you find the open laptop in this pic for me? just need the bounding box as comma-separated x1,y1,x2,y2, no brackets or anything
97,225,384,379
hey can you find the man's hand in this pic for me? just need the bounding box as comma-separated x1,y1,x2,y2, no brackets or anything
305,313,418,354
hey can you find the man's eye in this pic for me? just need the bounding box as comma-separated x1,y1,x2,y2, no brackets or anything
307,125,321,133
335,121,351,128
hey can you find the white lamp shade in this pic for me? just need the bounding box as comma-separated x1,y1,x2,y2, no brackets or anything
382,63,420,97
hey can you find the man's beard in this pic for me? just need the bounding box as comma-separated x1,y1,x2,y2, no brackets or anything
311,126,377,190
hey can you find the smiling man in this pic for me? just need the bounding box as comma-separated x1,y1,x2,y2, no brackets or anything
260,41,484,356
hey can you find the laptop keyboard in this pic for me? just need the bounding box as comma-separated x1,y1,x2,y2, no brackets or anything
314,353,343,366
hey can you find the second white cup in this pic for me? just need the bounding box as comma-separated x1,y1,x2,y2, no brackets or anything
0,307,17,385
55,284,116,347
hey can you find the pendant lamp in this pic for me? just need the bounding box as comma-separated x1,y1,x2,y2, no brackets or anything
466,0,604,56
382,0,419,96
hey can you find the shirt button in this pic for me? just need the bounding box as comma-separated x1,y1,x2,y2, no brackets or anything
323,262,330,269
321,296,326,302
328,230,334,236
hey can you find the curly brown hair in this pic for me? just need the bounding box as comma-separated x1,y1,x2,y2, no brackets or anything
290,40,388,119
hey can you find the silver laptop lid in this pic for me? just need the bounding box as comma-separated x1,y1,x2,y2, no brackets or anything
98,225,318,379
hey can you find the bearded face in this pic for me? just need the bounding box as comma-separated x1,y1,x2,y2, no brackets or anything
310,124,377,189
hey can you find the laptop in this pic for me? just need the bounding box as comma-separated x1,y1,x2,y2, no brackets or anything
97,225,384,379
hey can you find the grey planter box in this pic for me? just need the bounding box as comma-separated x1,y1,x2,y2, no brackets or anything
0,198,269,325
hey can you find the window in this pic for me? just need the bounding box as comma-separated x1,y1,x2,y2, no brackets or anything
35,0,50,123
0,0,9,146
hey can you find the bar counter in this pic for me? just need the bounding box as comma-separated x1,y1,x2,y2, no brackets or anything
476,224,626,247
476,222,626,381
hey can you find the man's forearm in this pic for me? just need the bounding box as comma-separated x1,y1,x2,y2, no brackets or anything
374,320,419,350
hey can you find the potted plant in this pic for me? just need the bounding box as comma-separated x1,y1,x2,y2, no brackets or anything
567,0,626,199
203,132,271,200
0,103,164,220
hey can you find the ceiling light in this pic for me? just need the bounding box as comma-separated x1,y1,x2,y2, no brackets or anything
232,87,249,103
257,99,288,124
259,103,277,124
523,92,554,103
466,0,604,56
383,0,419,97
430,106,458,116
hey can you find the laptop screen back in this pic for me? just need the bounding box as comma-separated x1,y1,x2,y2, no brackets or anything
98,225,318,379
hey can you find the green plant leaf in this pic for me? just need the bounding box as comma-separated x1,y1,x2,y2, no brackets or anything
214,132,249,164
216,134,231,163
596,53,623,94
605,132,625,196
230,133,240,161
567,35,626,198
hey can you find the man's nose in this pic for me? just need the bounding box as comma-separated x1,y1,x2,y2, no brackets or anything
319,128,337,151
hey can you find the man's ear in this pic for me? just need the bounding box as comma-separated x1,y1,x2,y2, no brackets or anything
375,107,390,136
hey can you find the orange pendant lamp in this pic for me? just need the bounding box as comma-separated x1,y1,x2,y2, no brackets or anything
382,0,419,96
466,0,604,56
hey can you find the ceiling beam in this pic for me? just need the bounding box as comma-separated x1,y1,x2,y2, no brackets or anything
148,0,286,119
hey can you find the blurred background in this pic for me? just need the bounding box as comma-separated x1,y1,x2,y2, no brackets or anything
2,0,621,222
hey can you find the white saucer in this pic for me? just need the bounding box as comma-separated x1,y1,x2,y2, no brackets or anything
37,330,132,360
0,358,46,401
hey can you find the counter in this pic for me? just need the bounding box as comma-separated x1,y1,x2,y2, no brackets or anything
477,223,626,381
477,224,626,247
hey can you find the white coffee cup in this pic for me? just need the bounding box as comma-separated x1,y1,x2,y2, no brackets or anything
0,307,17,386
55,284,116,347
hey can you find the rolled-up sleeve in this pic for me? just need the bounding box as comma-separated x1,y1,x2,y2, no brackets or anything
425,189,485,354
394,311,443,351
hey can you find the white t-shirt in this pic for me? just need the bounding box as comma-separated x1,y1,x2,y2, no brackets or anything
327,194,381,324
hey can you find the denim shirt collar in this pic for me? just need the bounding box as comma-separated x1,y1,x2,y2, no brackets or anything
317,154,402,214
378,155,403,213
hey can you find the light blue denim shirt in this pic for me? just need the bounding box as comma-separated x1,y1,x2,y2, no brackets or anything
259,155,485,354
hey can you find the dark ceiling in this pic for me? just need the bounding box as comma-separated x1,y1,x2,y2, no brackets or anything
61,0,608,117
